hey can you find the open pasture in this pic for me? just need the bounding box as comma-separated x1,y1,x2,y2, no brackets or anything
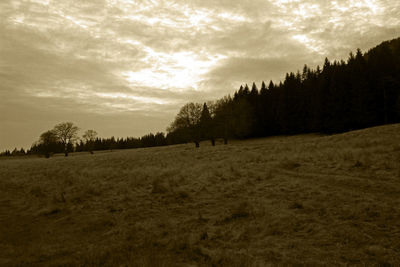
1,124,400,266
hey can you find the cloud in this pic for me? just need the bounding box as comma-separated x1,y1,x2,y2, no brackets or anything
0,0,399,150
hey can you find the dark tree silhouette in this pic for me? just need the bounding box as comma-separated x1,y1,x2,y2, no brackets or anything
214,96,234,144
168,102,203,147
4,37,399,157
53,122,79,157
38,130,59,158
167,37,400,145
200,102,215,146
82,129,98,154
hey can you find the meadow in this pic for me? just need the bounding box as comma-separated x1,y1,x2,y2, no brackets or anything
1,124,400,266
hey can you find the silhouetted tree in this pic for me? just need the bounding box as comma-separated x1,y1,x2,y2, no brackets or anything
214,96,233,144
200,102,215,145
230,92,253,138
0,150,11,157
11,38,400,156
82,129,98,154
37,130,59,158
53,122,79,157
260,81,267,95
208,37,400,139
168,102,203,147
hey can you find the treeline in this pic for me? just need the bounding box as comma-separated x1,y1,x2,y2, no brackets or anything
74,132,167,152
2,133,171,159
0,148,27,157
1,122,168,158
167,37,400,146
27,123,169,157
2,38,400,156
27,132,168,157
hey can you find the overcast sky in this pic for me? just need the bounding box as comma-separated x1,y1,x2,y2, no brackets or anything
1,0,400,151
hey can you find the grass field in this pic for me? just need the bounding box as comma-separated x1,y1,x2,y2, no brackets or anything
1,124,400,266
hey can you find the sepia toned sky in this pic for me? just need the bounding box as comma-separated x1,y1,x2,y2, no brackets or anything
1,0,400,151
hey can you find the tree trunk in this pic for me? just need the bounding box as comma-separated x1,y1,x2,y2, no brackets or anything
223,124,228,145
195,141,200,148
64,150,68,157
211,138,215,146
383,85,388,124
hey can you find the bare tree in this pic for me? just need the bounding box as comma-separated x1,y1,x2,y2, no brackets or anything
53,122,79,157
82,129,98,154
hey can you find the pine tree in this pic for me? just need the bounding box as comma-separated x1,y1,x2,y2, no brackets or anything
260,81,267,95
200,103,215,146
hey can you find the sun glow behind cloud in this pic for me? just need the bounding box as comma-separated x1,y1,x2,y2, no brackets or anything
122,50,226,90
95,92,168,105
3,0,399,102
292,34,325,54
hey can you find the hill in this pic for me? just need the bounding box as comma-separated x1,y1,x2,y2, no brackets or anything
167,37,400,146
0,124,400,265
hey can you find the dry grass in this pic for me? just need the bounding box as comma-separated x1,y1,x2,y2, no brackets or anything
1,124,400,266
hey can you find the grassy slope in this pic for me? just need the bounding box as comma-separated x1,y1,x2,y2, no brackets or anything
1,124,400,266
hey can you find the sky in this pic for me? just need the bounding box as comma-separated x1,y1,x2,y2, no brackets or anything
1,0,400,151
